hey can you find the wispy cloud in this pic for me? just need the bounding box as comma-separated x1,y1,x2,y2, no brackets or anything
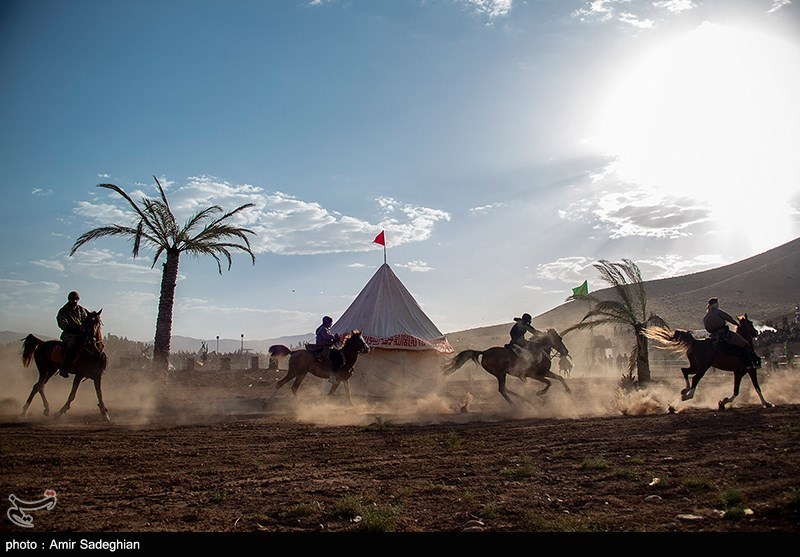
31,188,54,196
767,0,791,14
536,256,597,282
469,202,507,215
461,0,514,19
573,0,696,27
31,259,66,271
67,248,164,284
652,0,696,14
97,173,111,178
75,176,451,257
0,278,61,300
396,260,434,272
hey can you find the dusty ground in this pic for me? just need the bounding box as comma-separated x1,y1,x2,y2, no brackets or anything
1,362,799,536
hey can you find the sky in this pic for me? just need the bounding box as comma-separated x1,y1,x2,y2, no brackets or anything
1,0,799,345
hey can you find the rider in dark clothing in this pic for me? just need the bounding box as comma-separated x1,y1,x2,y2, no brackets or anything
56,291,88,378
703,297,760,368
314,316,344,371
505,313,545,377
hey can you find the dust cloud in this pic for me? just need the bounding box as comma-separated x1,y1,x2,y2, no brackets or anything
2,343,798,428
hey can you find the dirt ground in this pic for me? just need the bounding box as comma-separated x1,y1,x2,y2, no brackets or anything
1,362,799,537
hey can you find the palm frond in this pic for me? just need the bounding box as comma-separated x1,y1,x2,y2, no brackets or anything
71,225,140,256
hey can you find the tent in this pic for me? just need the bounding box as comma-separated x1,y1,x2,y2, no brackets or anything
331,263,453,396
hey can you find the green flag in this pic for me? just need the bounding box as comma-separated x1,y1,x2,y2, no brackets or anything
572,280,588,299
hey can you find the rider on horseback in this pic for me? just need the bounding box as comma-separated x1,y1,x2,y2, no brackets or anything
311,316,345,372
56,291,87,378
505,313,545,374
703,297,760,368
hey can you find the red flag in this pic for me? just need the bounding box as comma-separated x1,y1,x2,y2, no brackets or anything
373,230,385,246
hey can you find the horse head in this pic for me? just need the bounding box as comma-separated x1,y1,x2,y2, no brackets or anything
540,328,568,357
736,314,758,342
82,309,104,348
345,329,370,354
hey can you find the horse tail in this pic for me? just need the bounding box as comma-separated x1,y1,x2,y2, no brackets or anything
642,326,693,356
267,345,292,371
443,350,482,376
21,334,42,368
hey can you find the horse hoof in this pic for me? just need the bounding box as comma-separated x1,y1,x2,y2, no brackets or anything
718,401,727,410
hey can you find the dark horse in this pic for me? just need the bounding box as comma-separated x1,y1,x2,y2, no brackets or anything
643,314,772,410
443,328,571,406
266,330,370,404
21,309,110,420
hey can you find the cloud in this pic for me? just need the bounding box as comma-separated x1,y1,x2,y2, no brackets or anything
573,0,695,27
74,176,451,257
396,260,434,272
97,173,111,178
469,202,506,215
0,278,61,301
536,257,597,282
31,188,54,196
652,0,696,14
67,248,164,284
31,259,66,272
767,0,791,14
461,0,514,19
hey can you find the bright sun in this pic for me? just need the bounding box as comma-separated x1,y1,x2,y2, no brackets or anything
596,21,800,227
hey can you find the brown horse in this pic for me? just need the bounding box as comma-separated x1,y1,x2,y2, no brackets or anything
643,314,772,410
21,309,110,420
443,328,571,406
266,330,370,404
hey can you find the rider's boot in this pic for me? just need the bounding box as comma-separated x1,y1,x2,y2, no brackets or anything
60,346,73,378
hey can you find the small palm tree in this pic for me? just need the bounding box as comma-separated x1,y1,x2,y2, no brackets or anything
562,259,666,385
70,176,256,372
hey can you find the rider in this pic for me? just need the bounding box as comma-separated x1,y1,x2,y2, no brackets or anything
703,297,760,368
505,313,545,369
56,291,88,378
314,316,345,371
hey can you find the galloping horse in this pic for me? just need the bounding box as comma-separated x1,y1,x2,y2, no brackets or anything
643,314,772,410
266,330,370,404
443,328,571,406
21,309,110,420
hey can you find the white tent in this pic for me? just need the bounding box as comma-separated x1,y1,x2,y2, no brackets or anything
331,263,453,396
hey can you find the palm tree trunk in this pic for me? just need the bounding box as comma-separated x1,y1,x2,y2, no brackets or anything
153,249,180,374
636,333,651,384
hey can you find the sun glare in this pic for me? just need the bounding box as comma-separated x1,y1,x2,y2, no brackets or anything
596,22,800,232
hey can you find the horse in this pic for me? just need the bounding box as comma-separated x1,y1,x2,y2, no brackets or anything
443,328,571,406
20,309,110,421
266,330,370,404
643,314,773,410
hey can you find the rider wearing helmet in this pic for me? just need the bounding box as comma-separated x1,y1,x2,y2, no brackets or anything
703,297,760,368
56,291,88,378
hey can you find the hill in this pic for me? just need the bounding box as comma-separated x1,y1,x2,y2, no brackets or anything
448,236,800,356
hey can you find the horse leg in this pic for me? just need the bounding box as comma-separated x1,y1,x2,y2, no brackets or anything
682,366,708,401
746,369,774,408
269,372,294,399
343,380,353,405
533,376,552,396
289,373,307,397
496,375,515,406
680,367,693,396
719,368,746,410
542,370,571,394
22,379,47,418
94,377,110,422
56,375,83,418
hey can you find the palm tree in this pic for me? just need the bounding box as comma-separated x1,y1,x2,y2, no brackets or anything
70,176,256,372
562,259,666,385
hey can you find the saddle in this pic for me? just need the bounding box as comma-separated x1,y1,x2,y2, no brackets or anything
305,343,344,371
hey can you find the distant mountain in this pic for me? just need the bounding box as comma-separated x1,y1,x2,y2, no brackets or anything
448,236,800,352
